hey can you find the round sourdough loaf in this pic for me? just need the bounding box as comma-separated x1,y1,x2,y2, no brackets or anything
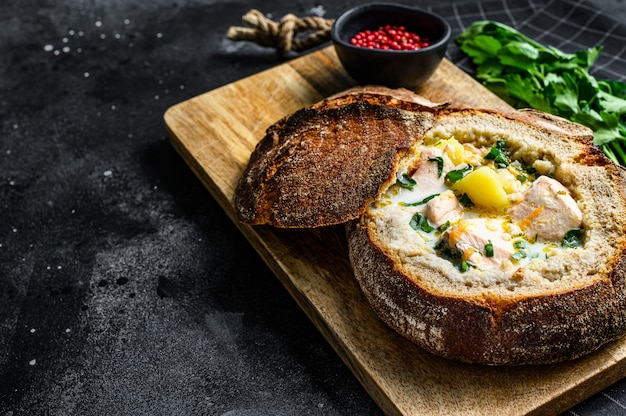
347,107,626,365
234,86,447,228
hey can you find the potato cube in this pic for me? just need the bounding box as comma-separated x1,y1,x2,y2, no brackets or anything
435,138,465,165
452,166,509,211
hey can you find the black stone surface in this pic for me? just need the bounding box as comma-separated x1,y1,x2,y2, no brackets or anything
1,0,625,415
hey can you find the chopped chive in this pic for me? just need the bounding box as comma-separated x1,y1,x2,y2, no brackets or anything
485,240,494,257
511,250,527,261
513,240,528,249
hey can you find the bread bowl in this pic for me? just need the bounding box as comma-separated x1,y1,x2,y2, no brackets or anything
348,106,626,365
235,86,626,365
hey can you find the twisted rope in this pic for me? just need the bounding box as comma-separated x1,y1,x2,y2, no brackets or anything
227,9,335,57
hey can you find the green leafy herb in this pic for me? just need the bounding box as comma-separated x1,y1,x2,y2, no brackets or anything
513,240,528,249
428,156,444,177
396,173,416,190
458,193,474,207
409,212,435,233
456,21,626,166
401,194,440,206
511,250,527,261
446,165,473,183
561,228,583,248
437,220,451,233
485,240,494,257
524,165,537,175
483,140,510,168
421,221,435,233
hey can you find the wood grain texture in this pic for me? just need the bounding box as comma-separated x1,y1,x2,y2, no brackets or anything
164,46,626,415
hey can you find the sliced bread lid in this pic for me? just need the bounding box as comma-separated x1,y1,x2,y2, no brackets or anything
234,86,448,228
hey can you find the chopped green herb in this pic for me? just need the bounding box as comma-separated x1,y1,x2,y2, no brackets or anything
513,240,528,249
485,240,494,257
428,156,444,177
516,174,528,182
438,245,461,260
420,219,435,233
396,173,416,190
561,228,583,248
409,212,421,230
401,193,440,206
446,165,473,183
458,193,474,207
459,259,476,272
484,140,510,168
437,220,451,233
409,212,435,233
524,165,537,175
511,250,527,261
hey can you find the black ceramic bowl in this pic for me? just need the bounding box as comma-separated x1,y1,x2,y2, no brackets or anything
331,3,451,89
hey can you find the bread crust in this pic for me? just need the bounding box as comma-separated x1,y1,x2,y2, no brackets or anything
235,85,626,365
234,86,448,228
348,219,626,365
347,107,626,365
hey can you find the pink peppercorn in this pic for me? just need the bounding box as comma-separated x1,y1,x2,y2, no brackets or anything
350,25,430,50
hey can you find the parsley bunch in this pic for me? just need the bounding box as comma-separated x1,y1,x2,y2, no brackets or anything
456,21,626,166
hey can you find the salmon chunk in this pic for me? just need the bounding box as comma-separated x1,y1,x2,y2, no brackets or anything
410,147,455,195
443,218,515,267
423,191,462,228
509,175,582,242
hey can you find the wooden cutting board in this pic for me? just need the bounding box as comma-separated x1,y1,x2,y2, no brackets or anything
164,46,626,415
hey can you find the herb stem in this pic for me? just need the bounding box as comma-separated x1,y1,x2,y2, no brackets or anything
607,141,626,166
603,144,618,164
614,140,626,165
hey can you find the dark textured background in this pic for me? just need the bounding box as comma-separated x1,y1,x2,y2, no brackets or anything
1,0,625,415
